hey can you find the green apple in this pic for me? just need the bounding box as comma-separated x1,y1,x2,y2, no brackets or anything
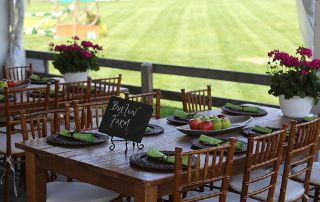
0,81,8,88
220,117,231,129
211,118,222,130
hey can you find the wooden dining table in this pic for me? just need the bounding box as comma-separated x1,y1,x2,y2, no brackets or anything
15,106,299,202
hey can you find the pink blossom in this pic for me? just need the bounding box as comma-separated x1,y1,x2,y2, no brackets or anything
301,70,308,76
296,47,312,58
72,36,80,40
81,41,93,48
80,50,93,59
93,44,103,50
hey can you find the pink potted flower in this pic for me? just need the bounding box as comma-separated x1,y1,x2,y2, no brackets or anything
267,46,320,117
49,36,103,82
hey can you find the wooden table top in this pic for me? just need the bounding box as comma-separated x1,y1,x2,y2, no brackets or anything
16,106,295,187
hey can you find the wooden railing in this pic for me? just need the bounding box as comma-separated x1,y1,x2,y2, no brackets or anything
26,50,278,108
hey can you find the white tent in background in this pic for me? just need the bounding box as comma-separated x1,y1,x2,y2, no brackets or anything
7,0,26,67
297,0,320,112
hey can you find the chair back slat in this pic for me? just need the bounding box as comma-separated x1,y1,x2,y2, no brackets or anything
124,89,161,119
20,105,70,141
3,64,32,81
174,139,236,202
90,74,122,102
54,78,91,108
279,117,320,202
181,85,212,113
240,127,287,201
73,100,109,131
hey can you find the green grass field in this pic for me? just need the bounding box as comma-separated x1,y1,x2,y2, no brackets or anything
24,0,302,116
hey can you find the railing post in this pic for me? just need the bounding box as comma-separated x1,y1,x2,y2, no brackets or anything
44,59,49,74
141,62,153,93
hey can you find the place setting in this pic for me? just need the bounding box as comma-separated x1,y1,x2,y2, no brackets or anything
191,135,247,154
30,74,56,84
221,102,268,117
144,124,164,136
166,110,201,125
46,129,108,146
129,148,197,171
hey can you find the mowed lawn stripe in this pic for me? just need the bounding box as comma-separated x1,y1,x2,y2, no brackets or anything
240,0,300,51
125,0,186,61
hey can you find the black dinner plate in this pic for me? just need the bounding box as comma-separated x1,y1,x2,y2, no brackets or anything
31,78,55,84
242,126,281,137
144,124,164,136
191,138,247,154
221,106,268,117
129,151,197,171
47,132,108,146
166,115,189,125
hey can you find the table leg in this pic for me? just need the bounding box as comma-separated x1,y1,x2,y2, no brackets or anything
26,152,46,202
134,184,158,202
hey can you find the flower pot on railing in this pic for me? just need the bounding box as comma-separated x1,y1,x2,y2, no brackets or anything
50,36,103,81
279,95,313,118
63,70,89,83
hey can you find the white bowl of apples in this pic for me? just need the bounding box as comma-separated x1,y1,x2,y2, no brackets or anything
176,114,253,136
0,79,30,93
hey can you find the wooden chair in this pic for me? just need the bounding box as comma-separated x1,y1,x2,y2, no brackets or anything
229,127,287,202
17,106,120,202
73,100,109,131
291,118,320,201
173,138,237,202
1,84,52,202
3,63,33,81
90,74,122,102
280,118,320,202
124,89,161,119
54,78,91,109
181,85,212,113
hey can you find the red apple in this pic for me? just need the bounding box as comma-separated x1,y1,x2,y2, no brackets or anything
189,118,201,130
198,120,213,131
7,80,16,87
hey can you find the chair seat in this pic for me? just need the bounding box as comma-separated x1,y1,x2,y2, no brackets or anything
46,182,119,202
292,162,320,185
229,169,304,202
0,133,25,154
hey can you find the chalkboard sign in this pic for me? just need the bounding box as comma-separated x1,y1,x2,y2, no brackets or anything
98,96,153,143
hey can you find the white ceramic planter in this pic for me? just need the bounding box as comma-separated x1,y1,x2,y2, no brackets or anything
279,95,314,118
63,71,89,83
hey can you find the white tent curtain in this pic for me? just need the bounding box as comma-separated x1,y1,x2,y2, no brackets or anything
7,0,26,67
296,0,316,52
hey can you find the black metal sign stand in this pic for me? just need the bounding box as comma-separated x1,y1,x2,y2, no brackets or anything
109,135,144,154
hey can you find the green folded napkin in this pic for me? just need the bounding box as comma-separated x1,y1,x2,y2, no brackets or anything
59,129,94,143
225,103,260,113
252,125,272,134
199,135,223,145
0,95,4,101
303,116,314,122
222,141,245,150
30,74,50,81
146,148,188,166
173,110,200,119
145,126,152,132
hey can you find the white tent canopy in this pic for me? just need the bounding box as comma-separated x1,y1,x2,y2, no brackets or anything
297,0,320,112
7,0,25,67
